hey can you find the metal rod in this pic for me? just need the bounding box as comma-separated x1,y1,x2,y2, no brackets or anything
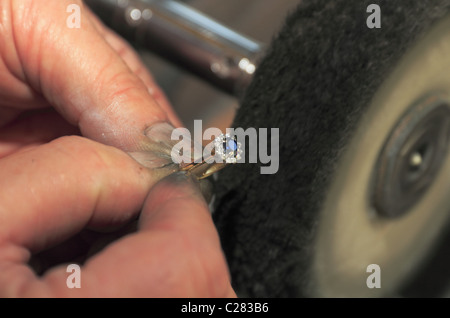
85,0,265,96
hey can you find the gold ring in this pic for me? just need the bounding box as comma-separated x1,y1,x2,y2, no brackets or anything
180,133,242,180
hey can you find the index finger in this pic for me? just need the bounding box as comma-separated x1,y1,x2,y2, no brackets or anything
3,0,172,151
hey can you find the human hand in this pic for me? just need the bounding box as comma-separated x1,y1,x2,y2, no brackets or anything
0,0,234,297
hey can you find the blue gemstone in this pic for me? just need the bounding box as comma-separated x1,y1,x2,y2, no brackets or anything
227,139,237,151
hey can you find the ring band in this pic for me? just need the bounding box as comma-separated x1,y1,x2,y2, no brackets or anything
180,157,228,180
180,133,242,180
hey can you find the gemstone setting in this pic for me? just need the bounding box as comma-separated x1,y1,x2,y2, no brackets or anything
214,133,242,163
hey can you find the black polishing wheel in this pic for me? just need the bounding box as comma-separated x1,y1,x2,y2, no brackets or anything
214,0,450,297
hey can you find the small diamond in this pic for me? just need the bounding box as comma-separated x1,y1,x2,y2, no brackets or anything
214,134,242,163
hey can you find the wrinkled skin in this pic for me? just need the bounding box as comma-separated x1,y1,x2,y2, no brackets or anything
0,0,234,297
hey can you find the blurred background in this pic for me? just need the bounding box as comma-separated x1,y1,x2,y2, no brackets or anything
84,0,450,297
138,0,300,133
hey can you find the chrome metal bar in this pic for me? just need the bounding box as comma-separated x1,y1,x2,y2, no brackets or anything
85,0,265,96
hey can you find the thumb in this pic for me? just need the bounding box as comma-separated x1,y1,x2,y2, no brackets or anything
137,172,237,297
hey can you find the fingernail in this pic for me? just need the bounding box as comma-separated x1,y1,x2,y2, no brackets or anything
163,171,200,188
143,121,178,153
130,123,214,203
162,171,213,203
163,171,202,196
129,122,178,171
